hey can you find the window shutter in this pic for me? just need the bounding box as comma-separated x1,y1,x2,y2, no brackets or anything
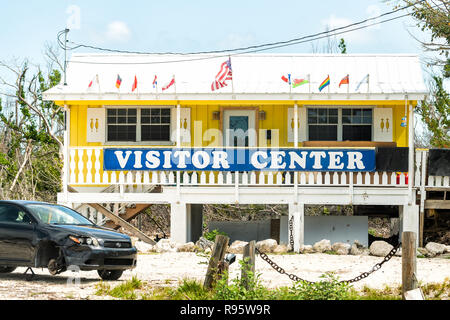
373,108,393,142
287,107,306,143
170,107,191,144
86,108,105,143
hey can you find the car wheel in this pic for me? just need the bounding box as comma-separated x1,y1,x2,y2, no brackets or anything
0,266,16,273
97,269,124,281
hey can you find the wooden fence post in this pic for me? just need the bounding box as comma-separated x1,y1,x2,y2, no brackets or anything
402,231,418,299
241,240,256,290
204,235,229,290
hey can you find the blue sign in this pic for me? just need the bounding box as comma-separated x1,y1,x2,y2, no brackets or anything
103,148,376,172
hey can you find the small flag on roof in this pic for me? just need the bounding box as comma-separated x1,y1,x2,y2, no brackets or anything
132,75,138,92
319,75,330,92
292,78,309,88
152,75,158,88
162,76,175,91
115,74,122,89
88,74,99,89
281,74,291,84
355,74,369,91
339,75,349,88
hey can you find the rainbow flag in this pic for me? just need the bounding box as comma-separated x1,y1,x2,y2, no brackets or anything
292,78,309,88
319,75,330,92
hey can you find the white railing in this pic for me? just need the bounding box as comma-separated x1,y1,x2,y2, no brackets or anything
68,147,409,187
415,149,450,189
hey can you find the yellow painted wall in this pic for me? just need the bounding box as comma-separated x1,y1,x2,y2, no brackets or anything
66,100,415,148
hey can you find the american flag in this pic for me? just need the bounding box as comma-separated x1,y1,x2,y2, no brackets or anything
211,58,233,91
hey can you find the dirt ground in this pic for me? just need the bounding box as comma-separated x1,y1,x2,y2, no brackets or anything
0,252,449,300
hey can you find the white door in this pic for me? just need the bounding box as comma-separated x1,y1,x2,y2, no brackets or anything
223,110,256,147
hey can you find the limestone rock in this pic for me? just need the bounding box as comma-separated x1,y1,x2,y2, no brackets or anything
273,244,289,254
176,242,196,252
155,239,178,253
350,240,369,256
425,242,446,257
369,241,393,257
134,241,154,253
255,239,278,253
300,245,314,254
195,237,214,251
331,242,351,255
228,240,249,254
313,239,331,253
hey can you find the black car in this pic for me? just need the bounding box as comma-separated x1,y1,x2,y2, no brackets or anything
0,201,137,280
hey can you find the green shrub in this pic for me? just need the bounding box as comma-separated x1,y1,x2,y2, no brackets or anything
288,273,354,300
203,229,228,242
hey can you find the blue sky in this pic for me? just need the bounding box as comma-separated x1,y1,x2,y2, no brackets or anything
0,0,430,67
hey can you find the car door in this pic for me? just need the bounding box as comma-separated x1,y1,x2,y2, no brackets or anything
0,204,36,264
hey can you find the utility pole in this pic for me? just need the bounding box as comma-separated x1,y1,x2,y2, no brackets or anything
64,29,70,86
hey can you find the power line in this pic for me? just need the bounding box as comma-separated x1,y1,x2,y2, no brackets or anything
61,0,434,65
65,12,415,65
62,0,426,56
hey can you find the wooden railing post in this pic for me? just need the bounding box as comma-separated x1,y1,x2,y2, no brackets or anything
241,240,256,290
204,235,229,290
402,231,418,299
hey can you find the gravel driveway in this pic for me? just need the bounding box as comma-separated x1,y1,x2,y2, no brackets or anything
0,252,449,300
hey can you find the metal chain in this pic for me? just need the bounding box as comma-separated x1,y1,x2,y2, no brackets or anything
257,232,402,284
289,216,294,249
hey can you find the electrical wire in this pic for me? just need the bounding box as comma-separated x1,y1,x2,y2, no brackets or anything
58,0,436,65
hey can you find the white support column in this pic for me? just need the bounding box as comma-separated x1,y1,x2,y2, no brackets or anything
408,100,414,205
62,104,70,202
400,199,420,247
170,202,191,244
288,203,304,253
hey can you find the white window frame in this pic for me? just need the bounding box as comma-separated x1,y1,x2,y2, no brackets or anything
305,105,374,142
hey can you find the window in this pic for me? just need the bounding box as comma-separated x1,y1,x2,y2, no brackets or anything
106,107,172,142
342,108,372,141
307,107,373,142
107,108,137,142
0,204,31,224
308,108,338,141
141,108,171,141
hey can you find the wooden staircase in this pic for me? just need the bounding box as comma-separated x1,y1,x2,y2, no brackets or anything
104,203,152,230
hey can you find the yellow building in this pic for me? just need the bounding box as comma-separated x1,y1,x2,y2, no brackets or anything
44,53,427,248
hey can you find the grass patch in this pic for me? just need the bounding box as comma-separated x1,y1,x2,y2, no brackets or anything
95,276,143,300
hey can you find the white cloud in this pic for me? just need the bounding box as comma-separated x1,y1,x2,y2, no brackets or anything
217,33,256,50
105,21,131,42
321,14,370,45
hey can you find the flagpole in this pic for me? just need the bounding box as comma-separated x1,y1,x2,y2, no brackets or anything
346,74,349,99
96,74,101,93
229,56,235,99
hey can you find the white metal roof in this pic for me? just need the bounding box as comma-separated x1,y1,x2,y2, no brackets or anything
43,53,428,101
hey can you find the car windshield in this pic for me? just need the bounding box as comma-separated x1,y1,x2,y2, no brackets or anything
25,204,94,226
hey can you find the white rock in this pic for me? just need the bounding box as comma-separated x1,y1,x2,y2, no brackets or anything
300,245,314,254
195,237,214,251
273,244,289,254
176,242,196,252
255,239,278,253
350,241,368,256
369,241,394,257
313,239,331,253
155,239,178,253
331,242,351,255
228,240,249,254
134,241,154,253
445,245,450,253
425,242,446,257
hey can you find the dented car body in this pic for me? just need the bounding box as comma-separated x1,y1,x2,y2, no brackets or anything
0,201,137,280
